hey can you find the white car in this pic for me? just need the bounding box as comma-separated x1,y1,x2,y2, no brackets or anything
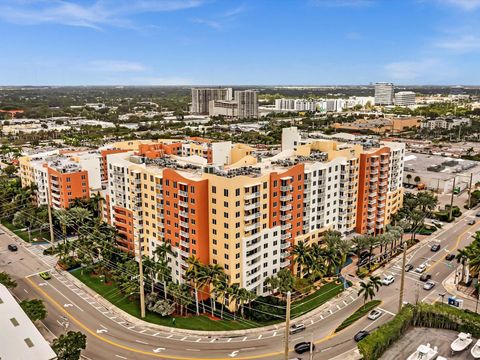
382,275,395,285
367,309,383,320
423,280,435,290
415,264,427,273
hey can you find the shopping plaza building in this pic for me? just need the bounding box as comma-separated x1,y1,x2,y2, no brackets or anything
19,129,405,296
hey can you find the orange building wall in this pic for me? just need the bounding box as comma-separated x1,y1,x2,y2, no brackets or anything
136,143,182,159
101,149,128,182
47,167,90,209
162,169,210,268
355,148,390,235
269,164,305,265
113,206,135,253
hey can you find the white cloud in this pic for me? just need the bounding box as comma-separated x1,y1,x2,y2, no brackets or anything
88,60,148,73
437,0,480,10
435,34,480,52
0,0,205,29
384,59,447,81
191,5,246,30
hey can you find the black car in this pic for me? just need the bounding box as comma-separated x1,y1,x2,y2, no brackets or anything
405,264,414,272
419,273,432,282
431,244,441,252
445,254,455,261
294,342,315,354
476,212,480,217
354,330,370,342
7,244,18,252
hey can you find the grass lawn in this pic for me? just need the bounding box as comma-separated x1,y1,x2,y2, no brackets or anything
335,300,381,332
291,281,345,318
71,268,267,331
72,269,348,331
1,220,49,243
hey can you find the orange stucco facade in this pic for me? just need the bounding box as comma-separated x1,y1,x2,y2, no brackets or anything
47,167,90,209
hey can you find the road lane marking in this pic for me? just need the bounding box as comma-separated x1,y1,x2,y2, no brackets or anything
227,338,233,342
187,349,201,352
135,340,149,345
377,307,395,316
115,355,127,359
25,276,350,360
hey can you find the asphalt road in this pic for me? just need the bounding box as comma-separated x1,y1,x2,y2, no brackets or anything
1,209,479,360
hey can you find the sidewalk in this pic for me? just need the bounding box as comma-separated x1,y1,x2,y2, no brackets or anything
442,269,479,310
2,223,363,338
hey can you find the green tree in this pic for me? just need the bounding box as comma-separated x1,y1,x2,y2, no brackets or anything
0,271,17,289
185,255,203,315
292,241,310,278
406,174,412,184
358,275,382,305
52,331,87,360
20,299,47,322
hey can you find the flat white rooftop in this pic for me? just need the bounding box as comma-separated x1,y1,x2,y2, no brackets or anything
0,284,57,360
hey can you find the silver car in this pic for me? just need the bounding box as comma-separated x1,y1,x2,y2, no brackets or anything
423,280,435,290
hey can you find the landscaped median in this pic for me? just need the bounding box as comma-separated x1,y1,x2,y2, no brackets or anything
71,268,348,331
335,300,381,332
357,303,480,360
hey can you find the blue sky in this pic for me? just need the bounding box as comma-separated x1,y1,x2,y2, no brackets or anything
1,0,480,85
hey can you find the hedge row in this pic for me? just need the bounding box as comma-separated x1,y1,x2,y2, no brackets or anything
358,303,480,360
357,304,414,360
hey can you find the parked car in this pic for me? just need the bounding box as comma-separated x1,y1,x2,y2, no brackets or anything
382,275,395,286
432,220,443,228
445,253,455,261
419,273,432,282
423,280,435,290
476,212,480,217
39,272,51,280
405,264,414,272
289,323,306,335
294,342,314,354
468,219,476,225
7,244,18,252
431,244,441,252
415,264,427,273
367,309,383,320
354,330,370,342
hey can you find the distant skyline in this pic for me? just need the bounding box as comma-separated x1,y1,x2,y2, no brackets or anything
1,0,480,86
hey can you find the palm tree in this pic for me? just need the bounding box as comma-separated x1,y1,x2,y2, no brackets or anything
68,207,92,240
406,173,412,184
89,192,105,219
54,209,74,242
264,275,280,296
292,241,310,278
228,283,241,321
185,256,203,315
358,275,382,305
212,272,228,318
152,242,173,299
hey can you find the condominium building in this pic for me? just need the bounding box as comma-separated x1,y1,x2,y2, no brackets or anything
395,91,416,106
235,90,258,119
99,129,404,297
421,117,471,130
19,132,405,300
208,90,259,119
374,82,395,105
191,88,233,115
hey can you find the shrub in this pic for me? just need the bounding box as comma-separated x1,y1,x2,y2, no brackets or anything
244,296,286,322
357,305,414,360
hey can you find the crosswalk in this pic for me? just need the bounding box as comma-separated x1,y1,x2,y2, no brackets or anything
27,244,58,268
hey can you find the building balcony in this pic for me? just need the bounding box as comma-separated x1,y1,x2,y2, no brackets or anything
368,192,377,198
281,233,292,240
244,222,260,233
179,250,190,258
244,192,260,201
280,214,292,221
281,185,293,192
281,259,291,267
280,204,292,211
156,184,163,191
281,242,290,250
244,202,260,211
281,223,292,231
244,212,261,222
179,190,188,197
179,210,189,218
280,195,293,202
179,221,189,228
180,230,189,238
243,232,261,243
178,200,189,208
180,240,190,248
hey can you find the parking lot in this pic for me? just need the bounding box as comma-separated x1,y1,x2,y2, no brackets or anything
381,327,474,360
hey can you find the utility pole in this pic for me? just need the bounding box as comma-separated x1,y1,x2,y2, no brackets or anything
398,240,407,313
468,173,473,209
449,177,456,222
138,236,146,318
284,291,291,360
46,186,54,244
